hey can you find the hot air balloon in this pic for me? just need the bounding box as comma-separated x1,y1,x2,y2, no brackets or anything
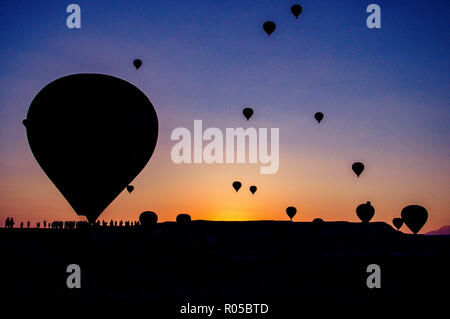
352,162,364,177
126,185,134,193
242,107,253,121
139,211,158,228
291,4,303,19
24,74,159,223
263,21,276,37
392,217,403,231
401,205,428,234
286,206,297,221
133,59,142,70
356,201,374,223
314,112,324,123
232,181,242,192
176,213,191,224
249,185,257,194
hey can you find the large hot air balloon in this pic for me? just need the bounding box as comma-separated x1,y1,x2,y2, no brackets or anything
401,205,428,234
242,108,253,121
232,181,242,192
314,112,324,123
133,59,142,70
291,4,303,19
24,74,159,223
356,201,374,223
249,185,257,195
352,162,364,177
286,206,297,221
263,21,276,37
392,217,403,231
126,185,134,193
139,211,158,228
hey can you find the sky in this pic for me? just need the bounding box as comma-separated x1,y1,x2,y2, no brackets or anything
0,0,448,233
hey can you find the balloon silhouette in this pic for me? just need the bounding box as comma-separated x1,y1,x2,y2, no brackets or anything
392,217,403,231
232,181,242,192
286,206,297,221
176,213,191,224
242,108,253,121
133,59,142,70
291,4,303,19
139,211,158,228
401,205,428,234
263,21,276,37
314,112,324,123
356,201,375,223
24,74,158,223
249,185,257,195
352,162,364,177
126,185,134,193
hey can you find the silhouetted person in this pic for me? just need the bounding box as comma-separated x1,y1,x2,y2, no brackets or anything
37,222,40,228
5,217,9,228
20,222,24,228
119,220,123,227
43,220,47,228
109,219,114,227
10,218,15,228
27,221,30,228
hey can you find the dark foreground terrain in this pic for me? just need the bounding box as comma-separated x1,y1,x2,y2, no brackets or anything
1,221,449,315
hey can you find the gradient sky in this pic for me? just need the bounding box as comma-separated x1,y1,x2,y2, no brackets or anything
0,0,448,233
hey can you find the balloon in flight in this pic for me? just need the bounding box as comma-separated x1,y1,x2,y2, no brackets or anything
126,185,134,193
401,205,428,234
263,21,276,37
291,4,303,19
392,217,403,231
286,206,297,221
352,162,364,177
249,185,257,195
232,181,242,192
314,112,324,123
24,74,159,223
133,59,142,70
356,201,375,223
242,107,253,121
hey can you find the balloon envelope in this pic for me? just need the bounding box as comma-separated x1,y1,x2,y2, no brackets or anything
232,181,242,192
352,162,364,177
133,59,142,69
401,205,428,234
286,206,297,220
25,74,158,223
176,213,191,224
139,211,158,227
392,217,403,230
249,185,257,194
242,108,253,120
291,4,303,19
356,201,375,223
314,112,324,123
263,21,276,36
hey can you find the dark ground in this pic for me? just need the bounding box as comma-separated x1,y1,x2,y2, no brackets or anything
1,221,448,316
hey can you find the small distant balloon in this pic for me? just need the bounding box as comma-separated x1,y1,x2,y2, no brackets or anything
286,206,297,221
139,211,158,228
126,185,134,193
314,112,324,123
249,185,257,195
392,217,403,231
263,21,276,37
352,162,364,177
401,205,428,234
313,218,324,223
232,181,242,192
291,4,303,19
133,59,142,70
176,213,191,224
356,201,375,223
242,107,253,121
